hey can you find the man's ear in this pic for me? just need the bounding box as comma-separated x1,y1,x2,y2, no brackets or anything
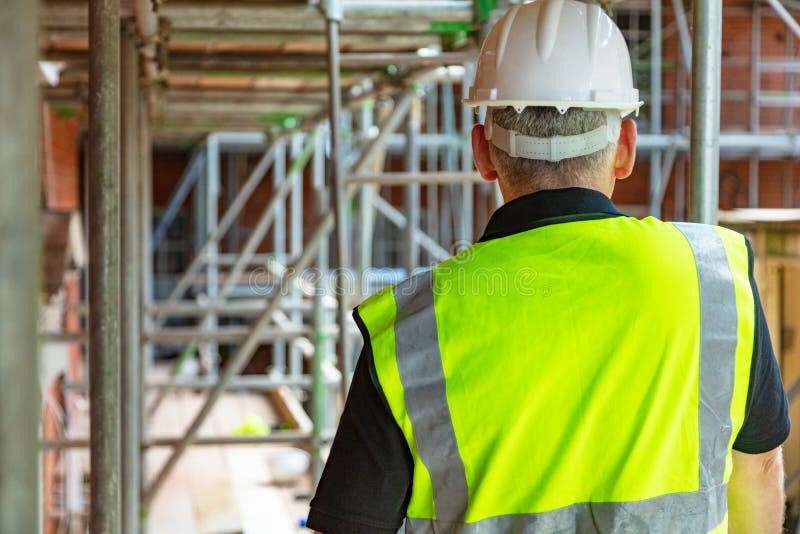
472,124,499,182
613,118,637,180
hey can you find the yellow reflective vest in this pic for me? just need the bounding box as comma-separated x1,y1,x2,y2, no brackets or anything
356,216,754,533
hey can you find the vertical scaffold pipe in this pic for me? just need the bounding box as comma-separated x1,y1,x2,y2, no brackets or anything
0,1,40,532
404,96,421,275
88,0,122,531
324,0,352,399
311,280,329,486
312,123,329,486
649,0,663,218
138,84,154,534
121,23,141,534
689,0,723,224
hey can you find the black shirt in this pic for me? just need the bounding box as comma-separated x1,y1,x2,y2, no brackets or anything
307,187,791,534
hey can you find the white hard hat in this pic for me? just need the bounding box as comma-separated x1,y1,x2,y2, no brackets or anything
464,0,643,117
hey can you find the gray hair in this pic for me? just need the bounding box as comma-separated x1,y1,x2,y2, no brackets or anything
488,106,617,192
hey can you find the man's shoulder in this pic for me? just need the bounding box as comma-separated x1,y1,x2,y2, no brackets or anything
670,219,748,244
356,268,435,337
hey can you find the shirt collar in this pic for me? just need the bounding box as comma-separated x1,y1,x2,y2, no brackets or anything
479,187,624,242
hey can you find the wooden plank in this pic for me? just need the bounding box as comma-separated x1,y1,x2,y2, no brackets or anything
267,387,312,433
236,393,312,531
148,391,199,534
751,228,799,506
782,266,800,505
146,374,307,532
766,264,783,366
227,446,297,534
184,393,242,534
752,229,769,307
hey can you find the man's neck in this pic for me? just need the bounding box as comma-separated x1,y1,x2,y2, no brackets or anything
500,181,614,203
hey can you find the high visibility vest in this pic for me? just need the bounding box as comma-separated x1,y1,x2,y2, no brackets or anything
356,216,754,534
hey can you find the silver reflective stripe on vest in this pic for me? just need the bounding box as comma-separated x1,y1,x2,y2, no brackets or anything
674,222,738,502
406,484,727,534
393,270,469,523
395,224,738,533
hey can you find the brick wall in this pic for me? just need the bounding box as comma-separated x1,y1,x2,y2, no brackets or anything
41,102,81,212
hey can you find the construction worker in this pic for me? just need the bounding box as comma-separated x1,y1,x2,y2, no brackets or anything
307,1,790,532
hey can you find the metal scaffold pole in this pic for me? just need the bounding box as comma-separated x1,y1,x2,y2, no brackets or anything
121,23,142,534
88,0,122,531
404,96,422,275
312,123,330,485
689,0,723,224
649,0,663,218
138,81,154,533
0,1,40,532
289,133,306,380
204,134,221,375
311,287,329,484
324,0,353,398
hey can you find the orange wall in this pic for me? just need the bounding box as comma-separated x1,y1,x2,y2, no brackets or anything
41,103,81,211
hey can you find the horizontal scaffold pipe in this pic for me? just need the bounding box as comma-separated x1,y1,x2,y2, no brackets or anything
61,373,340,393
147,299,335,317
41,431,338,450
347,171,483,185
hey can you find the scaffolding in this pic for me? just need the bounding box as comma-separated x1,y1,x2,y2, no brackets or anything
8,0,800,532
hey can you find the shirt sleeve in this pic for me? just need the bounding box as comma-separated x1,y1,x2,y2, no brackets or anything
732,239,791,454
307,310,413,533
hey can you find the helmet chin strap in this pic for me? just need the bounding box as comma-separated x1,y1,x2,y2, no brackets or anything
484,109,622,162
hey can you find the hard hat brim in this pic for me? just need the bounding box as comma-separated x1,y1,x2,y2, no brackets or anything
463,98,645,118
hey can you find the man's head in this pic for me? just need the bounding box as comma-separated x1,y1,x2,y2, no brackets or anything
471,107,638,201
464,0,642,201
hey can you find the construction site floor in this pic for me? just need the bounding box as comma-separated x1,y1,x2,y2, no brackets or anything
146,385,312,534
